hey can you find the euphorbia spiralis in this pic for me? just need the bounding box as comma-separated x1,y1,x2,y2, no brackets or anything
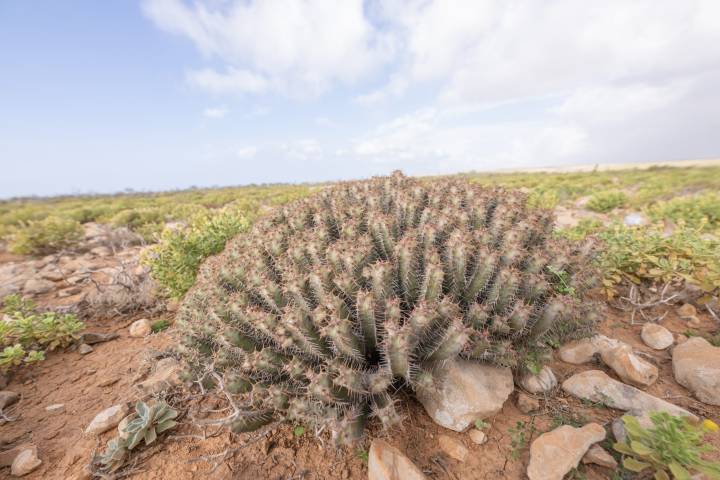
177,172,600,443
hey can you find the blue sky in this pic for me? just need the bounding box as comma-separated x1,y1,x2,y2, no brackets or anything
2,1,720,198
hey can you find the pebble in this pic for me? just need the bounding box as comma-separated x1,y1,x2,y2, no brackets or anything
438,435,469,462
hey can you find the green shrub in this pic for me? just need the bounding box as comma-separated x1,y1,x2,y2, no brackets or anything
647,193,720,231
177,173,600,443
598,223,720,297
587,190,627,213
1,294,84,371
614,412,720,479
9,216,83,255
144,209,251,299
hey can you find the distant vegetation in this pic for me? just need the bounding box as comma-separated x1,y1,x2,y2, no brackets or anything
2,166,719,300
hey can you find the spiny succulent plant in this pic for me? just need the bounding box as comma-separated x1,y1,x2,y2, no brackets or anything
177,172,600,443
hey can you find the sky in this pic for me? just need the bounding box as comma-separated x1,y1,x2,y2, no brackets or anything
2,1,720,198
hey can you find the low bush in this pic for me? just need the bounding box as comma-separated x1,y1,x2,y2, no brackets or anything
647,193,720,231
597,223,720,297
144,208,251,299
587,190,627,213
9,216,83,255
0,294,84,371
614,412,720,479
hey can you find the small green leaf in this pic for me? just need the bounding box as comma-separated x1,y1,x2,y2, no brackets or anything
623,457,652,472
293,425,305,437
630,440,653,456
668,462,691,480
654,470,670,480
156,420,177,433
613,442,635,456
144,427,158,446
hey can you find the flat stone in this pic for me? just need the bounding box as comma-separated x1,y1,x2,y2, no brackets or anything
438,435,468,462
562,370,696,419
0,390,20,409
600,344,658,387
520,366,557,393
673,337,720,406
22,278,55,295
45,404,65,415
10,445,41,477
135,357,181,396
468,429,487,445
78,344,93,355
582,444,618,469
641,323,674,350
368,439,427,480
517,392,540,414
677,303,697,318
84,404,129,436
557,335,623,365
416,359,513,432
80,332,118,345
129,319,151,338
527,423,605,480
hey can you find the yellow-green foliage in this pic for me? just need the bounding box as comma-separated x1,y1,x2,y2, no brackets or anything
143,209,252,299
586,190,627,213
614,412,720,480
598,223,720,297
0,185,312,247
466,166,720,208
647,192,720,231
0,294,84,371
9,216,83,255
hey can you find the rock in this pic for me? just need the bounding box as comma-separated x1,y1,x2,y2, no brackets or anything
0,444,31,467
80,332,119,345
84,404,129,436
672,337,720,406
78,344,93,355
45,404,65,415
135,357,181,395
166,300,180,313
11,445,41,477
677,303,697,318
416,358,513,432
438,435,468,462
527,423,605,480
562,370,696,419
520,366,557,393
641,323,674,350
687,316,701,328
39,269,64,282
582,445,618,469
0,390,20,409
368,439,427,480
557,337,597,364
517,392,540,414
600,344,658,387
90,246,112,257
468,429,487,445
557,334,623,364
676,334,689,344
22,278,55,295
129,319,151,338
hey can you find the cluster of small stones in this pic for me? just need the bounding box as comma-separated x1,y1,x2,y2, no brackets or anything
177,172,600,443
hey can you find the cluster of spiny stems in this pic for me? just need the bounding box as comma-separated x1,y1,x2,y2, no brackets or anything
176,172,599,443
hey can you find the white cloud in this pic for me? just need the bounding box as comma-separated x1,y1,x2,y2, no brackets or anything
187,68,268,95
236,146,258,159
202,105,228,118
143,0,393,97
